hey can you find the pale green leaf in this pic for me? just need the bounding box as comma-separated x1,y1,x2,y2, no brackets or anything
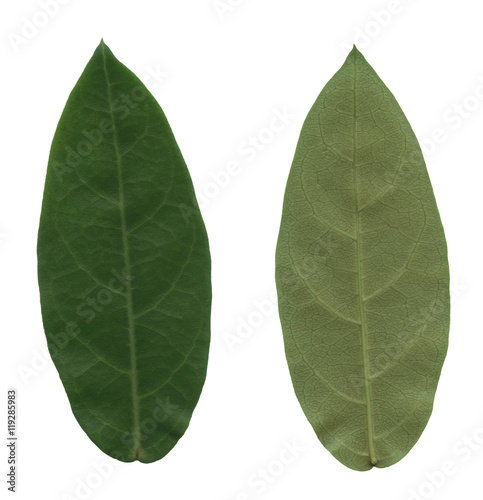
275,47,450,471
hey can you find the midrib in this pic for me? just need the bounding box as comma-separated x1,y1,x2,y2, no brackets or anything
352,54,377,466
101,45,141,458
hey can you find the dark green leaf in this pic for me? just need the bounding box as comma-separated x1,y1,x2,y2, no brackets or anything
38,41,211,463
275,47,450,471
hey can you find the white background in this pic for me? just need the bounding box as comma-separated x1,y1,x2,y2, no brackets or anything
2,0,483,499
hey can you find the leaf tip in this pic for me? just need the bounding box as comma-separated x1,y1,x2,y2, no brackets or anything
96,38,115,60
349,44,361,57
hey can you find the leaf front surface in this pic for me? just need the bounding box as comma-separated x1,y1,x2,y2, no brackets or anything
38,41,211,463
275,47,450,471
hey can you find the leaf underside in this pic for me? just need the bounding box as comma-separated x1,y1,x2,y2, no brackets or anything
275,47,450,471
38,41,211,463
